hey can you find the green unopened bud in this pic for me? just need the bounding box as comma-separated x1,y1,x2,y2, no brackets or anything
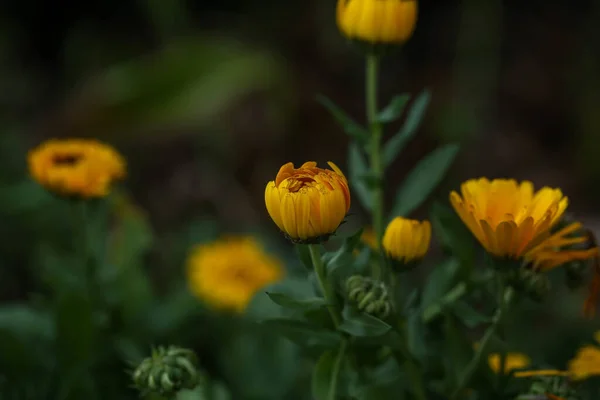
132,346,202,397
344,275,392,320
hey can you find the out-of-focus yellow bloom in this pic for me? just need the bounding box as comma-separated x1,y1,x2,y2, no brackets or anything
337,0,418,44
450,178,598,270
488,352,530,374
186,237,283,313
567,331,600,381
28,138,126,198
382,217,430,263
361,227,378,250
264,161,351,243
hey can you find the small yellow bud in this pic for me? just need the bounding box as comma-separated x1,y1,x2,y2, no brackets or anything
382,217,431,265
337,0,418,45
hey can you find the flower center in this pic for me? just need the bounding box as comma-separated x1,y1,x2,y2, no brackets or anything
53,153,84,166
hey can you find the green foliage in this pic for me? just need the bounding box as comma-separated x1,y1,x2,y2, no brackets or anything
390,143,460,218
317,95,370,145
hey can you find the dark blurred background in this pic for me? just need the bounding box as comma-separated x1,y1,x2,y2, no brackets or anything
2,0,600,232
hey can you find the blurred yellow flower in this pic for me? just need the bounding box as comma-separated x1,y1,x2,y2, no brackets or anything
186,237,284,313
337,0,418,44
28,138,126,198
567,331,600,381
450,178,598,270
361,228,378,250
264,161,351,243
488,352,530,374
382,217,430,263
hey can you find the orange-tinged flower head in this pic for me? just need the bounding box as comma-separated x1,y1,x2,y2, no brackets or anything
28,138,126,198
450,178,598,271
337,0,418,44
382,217,431,263
265,161,351,243
186,237,284,313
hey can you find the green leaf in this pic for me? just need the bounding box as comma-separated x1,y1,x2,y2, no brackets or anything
390,143,460,218
430,201,475,266
326,228,364,283
421,258,461,311
377,94,410,124
338,307,391,337
312,351,336,400
296,244,313,270
348,143,372,211
406,309,430,365
317,95,369,144
261,319,341,349
266,292,328,311
55,289,96,368
450,300,492,328
383,89,431,167
422,282,468,323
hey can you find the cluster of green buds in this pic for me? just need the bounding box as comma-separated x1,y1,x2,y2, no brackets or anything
345,275,392,319
516,376,581,400
132,346,201,397
506,267,551,302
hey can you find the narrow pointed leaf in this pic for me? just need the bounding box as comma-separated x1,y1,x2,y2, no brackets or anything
377,94,410,124
317,95,369,144
348,143,372,211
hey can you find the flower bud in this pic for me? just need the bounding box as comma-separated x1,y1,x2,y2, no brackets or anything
382,217,431,271
345,275,392,319
265,162,351,244
132,346,201,397
337,0,418,48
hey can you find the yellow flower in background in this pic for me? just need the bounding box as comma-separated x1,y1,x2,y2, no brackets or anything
382,217,431,263
264,161,351,243
186,237,283,313
450,178,598,271
567,331,600,381
28,138,126,198
361,227,378,250
337,0,418,44
488,352,530,374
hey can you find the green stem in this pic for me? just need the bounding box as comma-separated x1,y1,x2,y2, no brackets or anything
365,52,385,281
394,322,428,400
308,244,342,327
328,339,348,400
450,286,515,400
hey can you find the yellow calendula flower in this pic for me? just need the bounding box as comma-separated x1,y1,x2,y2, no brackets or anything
382,217,431,263
488,352,530,374
450,178,598,271
337,0,418,44
567,331,600,381
28,138,126,198
186,237,284,313
264,161,351,243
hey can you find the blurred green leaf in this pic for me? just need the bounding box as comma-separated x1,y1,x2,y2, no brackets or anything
450,300,492,329
442,314,475,389
430,201,475,266
317,95,369,145
406,309,430,365
0,180,54,214
220,331,299,399
0,305,54,373
312,350,336,400
422,282,468,323
377,94,411,124
383,90,431,167
261,319,341,349
390,144,460,218
55,289,96,368
63,39,290,140
348,143,373,211
421,258,461,311
339,307,391,337
266,292,328,310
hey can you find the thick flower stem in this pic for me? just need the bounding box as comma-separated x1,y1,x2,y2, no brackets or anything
309,244,342,327
365,52,385,281
450,285,515,400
